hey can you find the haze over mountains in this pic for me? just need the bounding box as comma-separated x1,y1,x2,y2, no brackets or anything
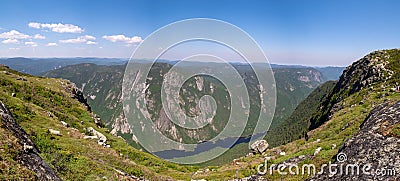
0,57,344,78
0,58,127,75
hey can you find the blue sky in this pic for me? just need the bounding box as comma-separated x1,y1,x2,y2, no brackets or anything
0,0,399,66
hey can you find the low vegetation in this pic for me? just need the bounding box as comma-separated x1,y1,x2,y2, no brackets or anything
0,65,196,180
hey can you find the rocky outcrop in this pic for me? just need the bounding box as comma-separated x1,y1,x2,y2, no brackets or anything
0,101,61,181
72,87,92,112
335,51,393,96
87,127,108,146
250,140,269,154
310,50,396,130
62,81,92,112
311,101,400,180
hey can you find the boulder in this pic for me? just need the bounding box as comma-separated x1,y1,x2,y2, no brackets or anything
60,121,68,127
88,127,107,146
313,147,322,156
48,129,62,136
16,77,27,81
250,140,269,154
83,135,97,139
232,158,241,165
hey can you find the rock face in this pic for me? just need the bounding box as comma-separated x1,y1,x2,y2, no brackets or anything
0,101,61,181
45,63,329,147
335,51,393,96
311,101,400,180
63,81,92,112
250,140,269,154
310,50,397,130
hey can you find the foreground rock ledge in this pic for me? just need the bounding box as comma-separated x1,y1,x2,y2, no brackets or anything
311,100,400,180
0,101,61,181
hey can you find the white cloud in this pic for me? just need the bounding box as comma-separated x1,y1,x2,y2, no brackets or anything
130,36,143,43
59,35,96,44
46,42,58,47
82,35,96,40
2,39,19,44
102,34,143,44
25,41,38,47
0,30,31,39
25,41,35,45
86,41,97,45
9,47,20,50
28,22,41,29
33,34,46,39
28,22,84,33
60,38,86,44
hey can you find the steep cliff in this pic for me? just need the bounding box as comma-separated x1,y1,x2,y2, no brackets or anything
44,62,327,146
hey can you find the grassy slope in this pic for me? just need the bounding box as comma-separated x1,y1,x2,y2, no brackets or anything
193,49,400,180
0,65,196,180
0,121,37,180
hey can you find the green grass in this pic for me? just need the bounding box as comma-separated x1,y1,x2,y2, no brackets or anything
0,65,196,180
0,123,37,180
389,124,400,138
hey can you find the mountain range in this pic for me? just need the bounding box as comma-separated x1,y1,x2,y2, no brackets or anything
42,60,343,162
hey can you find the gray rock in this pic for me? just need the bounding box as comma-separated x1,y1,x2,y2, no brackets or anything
0,101,61,180
310,101,400,180
60,121,68,127
88,127,107,146
48,129,62,136
313,147,322,156
250,140,269,154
